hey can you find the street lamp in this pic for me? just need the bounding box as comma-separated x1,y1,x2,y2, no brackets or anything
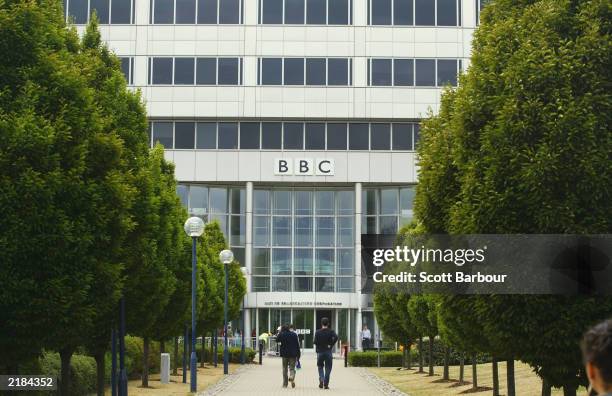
219,249,234,375
184,217,205,393
239,267,249,364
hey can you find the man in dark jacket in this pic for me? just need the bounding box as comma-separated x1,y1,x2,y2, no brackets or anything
276,324,301,388
313,317,338,389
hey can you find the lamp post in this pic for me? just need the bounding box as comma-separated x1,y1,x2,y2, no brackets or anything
239,267,248,365
184,217,205,393
219,249,234,375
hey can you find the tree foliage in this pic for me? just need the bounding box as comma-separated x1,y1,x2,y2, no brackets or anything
415,0,612,391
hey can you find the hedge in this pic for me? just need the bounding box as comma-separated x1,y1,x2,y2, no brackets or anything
37,351,96,396
348,351,403,367
196,346,256,364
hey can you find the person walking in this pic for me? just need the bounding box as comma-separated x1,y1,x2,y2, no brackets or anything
582,319,612,395
313,317,338,390
277,324,301,388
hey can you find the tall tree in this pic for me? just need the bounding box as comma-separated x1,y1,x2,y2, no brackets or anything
416,0,612,394
407,296,438,376
0,2,137,395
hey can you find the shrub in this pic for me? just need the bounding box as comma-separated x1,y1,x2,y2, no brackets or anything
124,336,161,379
37,351,96,396
348,351,403,367
196,346,256,364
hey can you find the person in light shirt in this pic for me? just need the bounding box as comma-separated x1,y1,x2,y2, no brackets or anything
361,325,372,350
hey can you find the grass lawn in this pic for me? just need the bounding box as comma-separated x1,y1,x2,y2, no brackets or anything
368,361,587,396
105,363,241,395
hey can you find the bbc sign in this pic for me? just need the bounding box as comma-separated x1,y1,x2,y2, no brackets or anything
274,159,335,176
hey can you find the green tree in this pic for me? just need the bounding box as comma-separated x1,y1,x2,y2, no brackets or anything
407,296,438,376
0,3,137,396
197,221,246,336
416,0,612,394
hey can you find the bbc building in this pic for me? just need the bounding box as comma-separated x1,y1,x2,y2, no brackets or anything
64,0,488,349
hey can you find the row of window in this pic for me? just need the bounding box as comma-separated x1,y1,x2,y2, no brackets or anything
151,0,243,24
252,275,352,292
149,121,420,150
259,0,352,25
65,0,486,25
368,58,461,86
368,0,460,26
258,58,352,86
147,57,242,85
144,57,460,87
63,0,133,24
362,187,415,233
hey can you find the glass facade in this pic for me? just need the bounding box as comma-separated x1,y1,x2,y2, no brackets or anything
362,186,416,234
177,184,246,265
252,188,354,293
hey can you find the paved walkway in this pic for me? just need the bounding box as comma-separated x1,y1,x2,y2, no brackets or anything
199,352,407,396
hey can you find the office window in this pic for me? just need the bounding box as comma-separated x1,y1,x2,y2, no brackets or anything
415,59,436,86
152,122,173,148
119,57,133,85
261,58,283,85
371,59,392,86
392,123,413,150
394,59,413,86
198,0,217,23
414,124,420,146
415,0,435,25
218,122,238,149
196,122,216,149
176,0,196,23
111,0,131,22
305,123,325,150
437,0,456,25
285,0,305,23
262,0,283,23
371,0,391,25
69,0,88,23
437,59,458,86
327,123,347,150
306,58,326,85
328,0,349,24
284,58,304,85
218,58,239,84
394,0,412,25
174,58,195,85
153,0,173,23
151,58,173,84
328,58,349,85
262,122,282,149
196,58,216,84
283,123,304,150
370,123,390,150
349,123,369,150
240,122,260,149
219,0,240,23
90,0,110,23
307,0,326,24
175,122,195,149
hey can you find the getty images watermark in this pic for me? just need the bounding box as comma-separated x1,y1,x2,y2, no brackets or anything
360,234,612,295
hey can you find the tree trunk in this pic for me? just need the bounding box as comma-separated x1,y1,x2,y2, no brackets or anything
428,337,434,376
407,342,412,369
562,386,577,396
492,357,499,396
418,337,424,373
200,333,206,368
173,336,179,375
507,359,516,396
59,347,73,396
541,378,552,396
459,353,465,383
142,336,150,387
472,353,478,389
160,340,165,354
95,351,105,396
210,332,215,364
443,346,450,380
